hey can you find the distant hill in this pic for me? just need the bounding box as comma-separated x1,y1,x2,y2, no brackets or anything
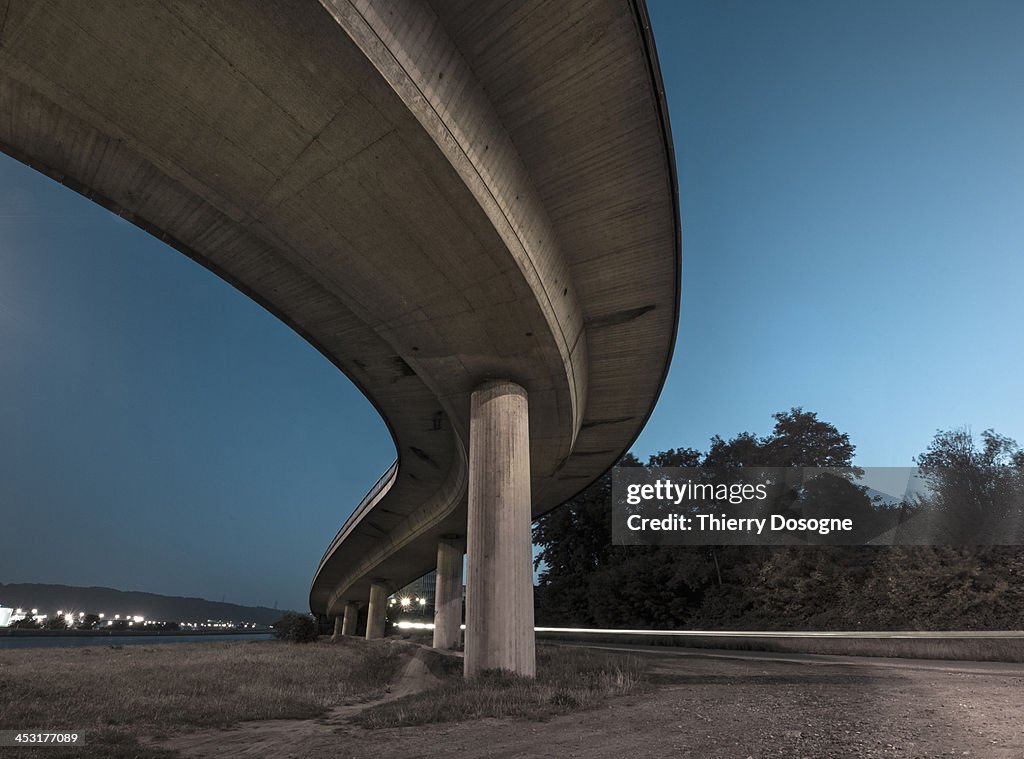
0,583,296,625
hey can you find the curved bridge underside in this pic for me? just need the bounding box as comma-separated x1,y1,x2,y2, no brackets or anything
0,0,679,666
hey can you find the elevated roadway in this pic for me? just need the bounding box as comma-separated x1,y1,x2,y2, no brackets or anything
0,0,679,675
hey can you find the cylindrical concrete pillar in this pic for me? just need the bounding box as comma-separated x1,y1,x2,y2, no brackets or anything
464,379,535,677
432,535,465,650
342,601,359,637
365,582,388,640
331,614,343,641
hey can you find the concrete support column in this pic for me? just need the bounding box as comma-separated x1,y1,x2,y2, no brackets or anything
342,601,359,637
464,379,535,677
432,535,465,650
331,614,343,641
365,582,388,640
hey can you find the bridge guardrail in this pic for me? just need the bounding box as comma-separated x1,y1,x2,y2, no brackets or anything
314,458,399,574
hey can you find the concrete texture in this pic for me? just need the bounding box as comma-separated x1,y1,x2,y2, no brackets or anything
0,0,679,670
432,537,465,650
306,0,679,635
331,615,343,641
365,583,388,640
341,601,358,637
465,381,535,677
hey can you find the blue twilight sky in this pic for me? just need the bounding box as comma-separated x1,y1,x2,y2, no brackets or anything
2,1,1023,611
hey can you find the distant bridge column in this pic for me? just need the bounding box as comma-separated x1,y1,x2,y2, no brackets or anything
464,380,535,677
342,601,359,637
365,582,388,640
432,535,465,650
331,615,343,641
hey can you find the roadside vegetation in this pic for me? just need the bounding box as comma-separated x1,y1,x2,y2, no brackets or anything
694,634,1024,662
355,644,647,728
535,409,1024,633
0,638,408,758
538,633,1024,663
271,612,318,643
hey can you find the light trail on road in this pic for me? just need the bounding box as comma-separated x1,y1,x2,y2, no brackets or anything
535,627,1024,639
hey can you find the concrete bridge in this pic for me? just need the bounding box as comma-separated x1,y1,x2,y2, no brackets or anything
0,0,678,676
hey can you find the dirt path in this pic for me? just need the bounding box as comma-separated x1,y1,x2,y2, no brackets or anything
152,647,442,758
153,651,1024,758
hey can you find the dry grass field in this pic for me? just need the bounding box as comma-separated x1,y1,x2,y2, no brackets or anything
355,646,647,728
3,635,1020,758
0,638,409,758
0,639,647,757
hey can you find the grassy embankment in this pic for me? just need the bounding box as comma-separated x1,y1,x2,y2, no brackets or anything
0,638,407,758
0,638,648,756
355,644,648,728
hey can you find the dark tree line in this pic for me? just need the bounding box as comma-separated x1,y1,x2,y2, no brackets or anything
533,409,1024,630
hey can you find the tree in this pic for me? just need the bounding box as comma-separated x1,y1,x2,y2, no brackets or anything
533,409,861,628
532,454,638,625
44,615,70,630
915,428,1024,543
646,448,703,468
272,613,318,643
533,410,1024,631
77,614,101,630
587,547,709,627
704,407,858,469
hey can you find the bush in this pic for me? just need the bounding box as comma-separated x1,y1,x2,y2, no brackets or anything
272,613,318,643
44,615,70,630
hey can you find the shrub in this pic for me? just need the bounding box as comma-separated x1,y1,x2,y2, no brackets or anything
44,615,70,630
272,613,318,643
